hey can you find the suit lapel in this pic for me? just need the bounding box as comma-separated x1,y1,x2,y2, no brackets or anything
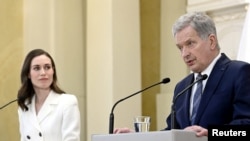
177,74,194,125
37,91,59,123
195,53,231,123
27,96,41,130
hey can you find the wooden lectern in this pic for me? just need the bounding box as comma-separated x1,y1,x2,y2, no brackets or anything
92,129,207,141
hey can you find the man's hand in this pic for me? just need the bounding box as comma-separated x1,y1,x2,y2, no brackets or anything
184,125,208,137
113,127,134,134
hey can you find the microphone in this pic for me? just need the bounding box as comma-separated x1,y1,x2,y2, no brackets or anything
109,77,171,134
0,99,18,110
171,74,207,129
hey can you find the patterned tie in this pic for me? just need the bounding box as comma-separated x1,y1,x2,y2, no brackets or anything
190,73,203,125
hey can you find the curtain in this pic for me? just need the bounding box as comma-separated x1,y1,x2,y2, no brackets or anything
237,6,250,63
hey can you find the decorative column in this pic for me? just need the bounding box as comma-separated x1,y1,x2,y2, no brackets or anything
86,0,141,140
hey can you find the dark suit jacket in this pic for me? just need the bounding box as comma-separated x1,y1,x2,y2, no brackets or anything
164,53,250,130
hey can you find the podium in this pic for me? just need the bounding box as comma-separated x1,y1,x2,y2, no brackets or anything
91,129,207,141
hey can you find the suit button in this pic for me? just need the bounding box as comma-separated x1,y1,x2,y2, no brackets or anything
27,135,31,139
39,132,42,137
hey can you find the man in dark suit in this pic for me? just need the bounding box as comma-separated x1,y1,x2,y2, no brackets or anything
114,11,250,136
163,11,250,136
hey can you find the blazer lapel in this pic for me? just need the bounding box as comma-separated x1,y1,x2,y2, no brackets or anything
195,53,231,123
37,91,58,123
27,96,42,131
177,74,194,125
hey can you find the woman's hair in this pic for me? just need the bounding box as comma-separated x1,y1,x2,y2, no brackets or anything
17,49,65,111
172,11,220,49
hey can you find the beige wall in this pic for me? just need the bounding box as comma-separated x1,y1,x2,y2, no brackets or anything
157,0,188,130
23,0,86,140
5,0,246,141
86,1,141,141
140,0,188,131
1,0,248,141
0,0,86,140
0,0,188,141
140,0,161,131
0,0,23,140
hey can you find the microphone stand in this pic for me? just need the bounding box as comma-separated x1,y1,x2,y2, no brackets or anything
109,77,170,134
0,99,18,110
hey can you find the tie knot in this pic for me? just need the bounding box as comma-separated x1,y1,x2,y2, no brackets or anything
196,73,202,80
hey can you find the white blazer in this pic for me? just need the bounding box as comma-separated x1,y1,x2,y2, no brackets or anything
18,91,81,141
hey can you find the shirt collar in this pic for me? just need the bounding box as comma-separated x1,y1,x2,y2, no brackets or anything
195,53,221,78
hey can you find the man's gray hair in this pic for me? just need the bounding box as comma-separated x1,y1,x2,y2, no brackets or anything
172,11,217,40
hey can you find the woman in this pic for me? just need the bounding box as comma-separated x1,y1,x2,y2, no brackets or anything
17,49,80,141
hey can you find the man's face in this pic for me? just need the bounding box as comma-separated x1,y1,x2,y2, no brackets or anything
174,26,217,73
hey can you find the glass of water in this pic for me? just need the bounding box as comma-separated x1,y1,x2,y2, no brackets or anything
133,116,150,132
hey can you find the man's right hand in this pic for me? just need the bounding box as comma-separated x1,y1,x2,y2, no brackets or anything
113,127,135,134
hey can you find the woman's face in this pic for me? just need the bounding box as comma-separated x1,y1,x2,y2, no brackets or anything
29,54,54,90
